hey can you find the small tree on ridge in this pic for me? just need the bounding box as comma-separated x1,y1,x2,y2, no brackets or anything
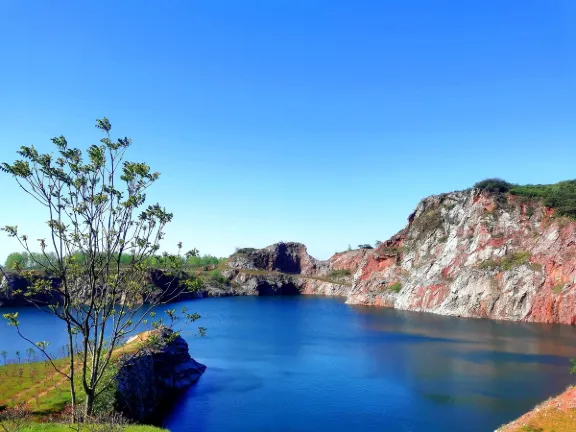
0,118,203,419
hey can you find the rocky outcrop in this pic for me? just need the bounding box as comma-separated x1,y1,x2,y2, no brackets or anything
0,272,62,307
225,189,576,325
4,188,576,325
115,327,206,422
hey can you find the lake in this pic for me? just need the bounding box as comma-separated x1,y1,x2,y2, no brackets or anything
1,296,576,431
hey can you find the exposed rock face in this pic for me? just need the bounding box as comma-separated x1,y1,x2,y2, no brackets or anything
115,327,206,422
227,242,325,275
226,189,576,325
0,272,61,307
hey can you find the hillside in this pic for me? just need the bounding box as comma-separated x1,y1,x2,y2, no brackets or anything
225,181,576,325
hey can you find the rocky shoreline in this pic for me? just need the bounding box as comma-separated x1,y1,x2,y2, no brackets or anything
3,188,576,326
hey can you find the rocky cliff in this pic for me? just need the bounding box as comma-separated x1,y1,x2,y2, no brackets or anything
225,188,576,325
115,327,206,422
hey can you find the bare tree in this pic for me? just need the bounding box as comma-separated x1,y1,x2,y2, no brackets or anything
0,118,203,419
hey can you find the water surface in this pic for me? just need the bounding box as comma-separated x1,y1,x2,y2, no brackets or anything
2,296,576,432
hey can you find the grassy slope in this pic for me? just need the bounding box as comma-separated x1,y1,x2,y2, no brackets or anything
498,386,576,432
0,331,155,415
22,424,168,431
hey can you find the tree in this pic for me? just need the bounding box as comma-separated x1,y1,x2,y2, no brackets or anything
358,244,373,249
0,118,203,420
4,252,26,270
374,241,382,248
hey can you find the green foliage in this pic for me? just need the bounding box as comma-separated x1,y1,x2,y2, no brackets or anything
209,269,227,284
358,244,373,249
510,180,576,218
186,254,224,269
552,283,565,294
4,252,26,270
388,282,402,293
474,178,513,193
478,251,531,271
329,269,351,279
501,252,531,270
519,426,544,432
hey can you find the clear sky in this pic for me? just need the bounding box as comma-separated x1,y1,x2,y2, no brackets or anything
0,0,574,261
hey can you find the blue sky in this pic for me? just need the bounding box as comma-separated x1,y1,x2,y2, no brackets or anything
0,0,574,261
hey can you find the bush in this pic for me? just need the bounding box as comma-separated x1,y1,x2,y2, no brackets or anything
209,269,227,284
358,244,373,249
186,255,224,269
388,282,402,293
474,178,513,193
478,251,531,271
510,180,576,218
413,209,443,235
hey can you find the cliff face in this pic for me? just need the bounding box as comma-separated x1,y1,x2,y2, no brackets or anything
226,189,576,325
115,327,206,422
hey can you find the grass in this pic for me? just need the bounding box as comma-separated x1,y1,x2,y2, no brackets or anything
20,424,168,431
388,282,402,293
498,386,576,432
0,358,72,414
0,331,158,415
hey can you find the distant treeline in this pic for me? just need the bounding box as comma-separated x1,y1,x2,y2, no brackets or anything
3,251,226,271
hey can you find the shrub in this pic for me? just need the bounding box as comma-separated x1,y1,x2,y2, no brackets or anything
477,251,531,271
388,282,402,293
474,178,513,193
413,209,443,235
209,269,227,284
186,255,224,269
501,251,531,270
358,244,373,249
509,180,576,218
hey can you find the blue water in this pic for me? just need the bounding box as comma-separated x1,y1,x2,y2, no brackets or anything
2,296,576,431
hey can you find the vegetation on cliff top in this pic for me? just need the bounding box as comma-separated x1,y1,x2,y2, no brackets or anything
474,178,576,218
3,251,224,272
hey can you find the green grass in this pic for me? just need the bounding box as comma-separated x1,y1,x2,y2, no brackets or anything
20,424,168,431
388,282,402,293
0,331,156,415
0,358,72,414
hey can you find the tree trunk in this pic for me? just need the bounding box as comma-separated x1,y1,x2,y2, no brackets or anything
84,389,95,419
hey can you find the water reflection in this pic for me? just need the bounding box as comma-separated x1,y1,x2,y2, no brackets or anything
2,297,576,432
